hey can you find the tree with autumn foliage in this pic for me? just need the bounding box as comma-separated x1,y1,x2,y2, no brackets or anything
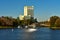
50,16,59,27
55,18,60,27
0,16,19,28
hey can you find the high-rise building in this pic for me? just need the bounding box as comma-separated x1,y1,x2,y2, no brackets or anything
24,6,34,17
19,6,34,20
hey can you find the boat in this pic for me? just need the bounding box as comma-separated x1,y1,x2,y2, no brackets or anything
25,26,28,29
17,26,21,28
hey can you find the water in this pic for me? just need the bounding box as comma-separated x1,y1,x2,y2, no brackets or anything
0,27,60,40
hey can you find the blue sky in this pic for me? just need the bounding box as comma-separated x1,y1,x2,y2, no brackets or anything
0,0,60,22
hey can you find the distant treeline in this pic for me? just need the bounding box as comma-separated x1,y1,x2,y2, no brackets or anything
0,16,60,28
40,16,60,27
0,16,18,27
0,16,37,27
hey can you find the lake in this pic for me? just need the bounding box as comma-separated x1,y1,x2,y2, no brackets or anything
0,27,60,40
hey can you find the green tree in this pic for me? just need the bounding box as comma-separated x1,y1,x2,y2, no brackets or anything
17,17,20,25
34,18,38,23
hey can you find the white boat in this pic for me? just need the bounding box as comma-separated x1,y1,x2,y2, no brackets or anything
25,26,28,29
18,26,20,28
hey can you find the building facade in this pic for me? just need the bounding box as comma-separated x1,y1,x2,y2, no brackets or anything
24,6,34,17
19,6,34,20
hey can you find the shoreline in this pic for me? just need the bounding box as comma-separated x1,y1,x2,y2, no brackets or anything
0,26,17,29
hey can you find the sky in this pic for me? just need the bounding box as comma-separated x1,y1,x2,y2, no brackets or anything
0,0,60,22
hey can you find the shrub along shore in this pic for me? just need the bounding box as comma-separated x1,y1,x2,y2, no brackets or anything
0,26,17,28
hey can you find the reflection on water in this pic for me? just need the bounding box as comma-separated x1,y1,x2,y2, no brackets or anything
0,27,60,40
24,28,37,32
12,29,14,32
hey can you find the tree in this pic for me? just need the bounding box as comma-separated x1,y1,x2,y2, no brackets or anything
17,17,20,25
34,18,38,23
55,18,60,27
50,16,59,27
